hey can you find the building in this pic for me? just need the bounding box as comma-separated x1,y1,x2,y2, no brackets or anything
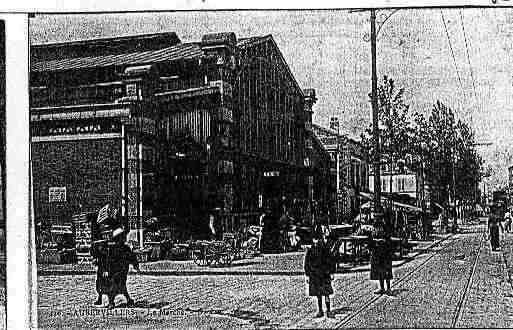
0,20,4,243
369,165,417,199
305,109,336,221
30,32,325,243
368,162,432,213
313,121,369,223
508,165,513,208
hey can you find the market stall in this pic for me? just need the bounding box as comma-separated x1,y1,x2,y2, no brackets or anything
37,224,76,264
142,216,187,261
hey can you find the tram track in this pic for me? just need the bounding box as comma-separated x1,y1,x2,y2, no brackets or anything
334,233,459,328
450,228,485,328
335,227,487,329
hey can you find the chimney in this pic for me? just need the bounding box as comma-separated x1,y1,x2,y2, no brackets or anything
201,32,238,82
200,32,237,57
303,88,317,128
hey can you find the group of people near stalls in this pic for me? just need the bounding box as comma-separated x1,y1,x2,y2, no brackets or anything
88,202,397,312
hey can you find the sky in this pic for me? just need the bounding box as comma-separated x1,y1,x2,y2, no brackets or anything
29,8,513,190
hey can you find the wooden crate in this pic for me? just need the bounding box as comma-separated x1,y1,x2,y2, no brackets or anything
73,214,93,262
38,249,62,264
134,250,150,263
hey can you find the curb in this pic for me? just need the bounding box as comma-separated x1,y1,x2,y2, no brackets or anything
337,233,453,273
38,235,453,277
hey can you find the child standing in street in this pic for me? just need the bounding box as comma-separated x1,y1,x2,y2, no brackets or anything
304,231,336,318
367,219,394,295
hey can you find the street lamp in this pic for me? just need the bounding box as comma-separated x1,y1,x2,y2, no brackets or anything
350,8,402,223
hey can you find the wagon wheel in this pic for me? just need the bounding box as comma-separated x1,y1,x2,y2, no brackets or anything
245,239,258,258
238,246,248,260
220,246,235,266
234,247,243,261
205,245,217,266
192,249,207,266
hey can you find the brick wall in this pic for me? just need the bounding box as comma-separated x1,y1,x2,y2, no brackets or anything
31,138,122,225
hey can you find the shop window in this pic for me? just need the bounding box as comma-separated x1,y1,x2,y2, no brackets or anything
48,187,66,203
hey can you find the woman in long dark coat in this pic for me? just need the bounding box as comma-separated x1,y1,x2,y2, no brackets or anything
367,220,394,295
304,232,336,318
488,206,504,251
106,228,139,308
91,239,109,305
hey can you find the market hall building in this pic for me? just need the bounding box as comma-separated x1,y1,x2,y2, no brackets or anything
30,32,331,243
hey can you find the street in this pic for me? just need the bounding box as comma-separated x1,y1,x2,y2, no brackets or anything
37,224,513,329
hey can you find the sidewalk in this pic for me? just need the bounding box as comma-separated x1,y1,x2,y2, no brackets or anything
38,233,452,276
499,231,513,289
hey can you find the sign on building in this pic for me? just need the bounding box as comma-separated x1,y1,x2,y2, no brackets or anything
32,118,121,137
263,171,279,177
48,186,66,203
126,83,138,97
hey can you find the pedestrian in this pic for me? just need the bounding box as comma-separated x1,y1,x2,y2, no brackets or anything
437,211,443,234
488,205,504,251
504,210,512,233
91,238,110,306
207,210,223,241
279,209,292,252
257,209,267,253
421,208,430,240
106,228,140,308
313,210,331,245
367,219,394,295
304,231,336,318
208,213,217,240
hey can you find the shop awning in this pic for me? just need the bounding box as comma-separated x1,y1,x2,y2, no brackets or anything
393,201,422,212
434,202,444,211
359,192,422,212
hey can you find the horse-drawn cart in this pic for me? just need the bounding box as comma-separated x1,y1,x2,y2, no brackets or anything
189,228,261,267
190,240,235,267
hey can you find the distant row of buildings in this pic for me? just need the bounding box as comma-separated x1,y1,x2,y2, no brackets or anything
29,31,425,239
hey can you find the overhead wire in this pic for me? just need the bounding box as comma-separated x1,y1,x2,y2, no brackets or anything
440,10,466,100
459,10,479,105
459,10,479,128
440,9,466,119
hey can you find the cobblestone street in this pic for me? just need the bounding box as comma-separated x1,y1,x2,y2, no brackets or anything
38,225,513,329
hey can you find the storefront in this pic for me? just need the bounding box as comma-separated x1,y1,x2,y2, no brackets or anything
30,31,319,246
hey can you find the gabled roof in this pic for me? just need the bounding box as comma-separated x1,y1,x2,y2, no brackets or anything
30,33,270,74
310,132,332,164
237,34,303,98
31,32,181,57
32,43,203,72
312,123,362,144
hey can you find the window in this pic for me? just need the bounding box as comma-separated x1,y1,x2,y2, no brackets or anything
397,178,405,191
49,187,66,203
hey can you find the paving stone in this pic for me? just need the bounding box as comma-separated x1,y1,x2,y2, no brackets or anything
38,226,509,329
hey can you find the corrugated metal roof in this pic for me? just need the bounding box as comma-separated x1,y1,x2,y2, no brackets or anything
31,43,203,72
237,36,270,49
31,36,268,73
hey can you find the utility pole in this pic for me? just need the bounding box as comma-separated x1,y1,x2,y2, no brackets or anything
370,9,381,216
